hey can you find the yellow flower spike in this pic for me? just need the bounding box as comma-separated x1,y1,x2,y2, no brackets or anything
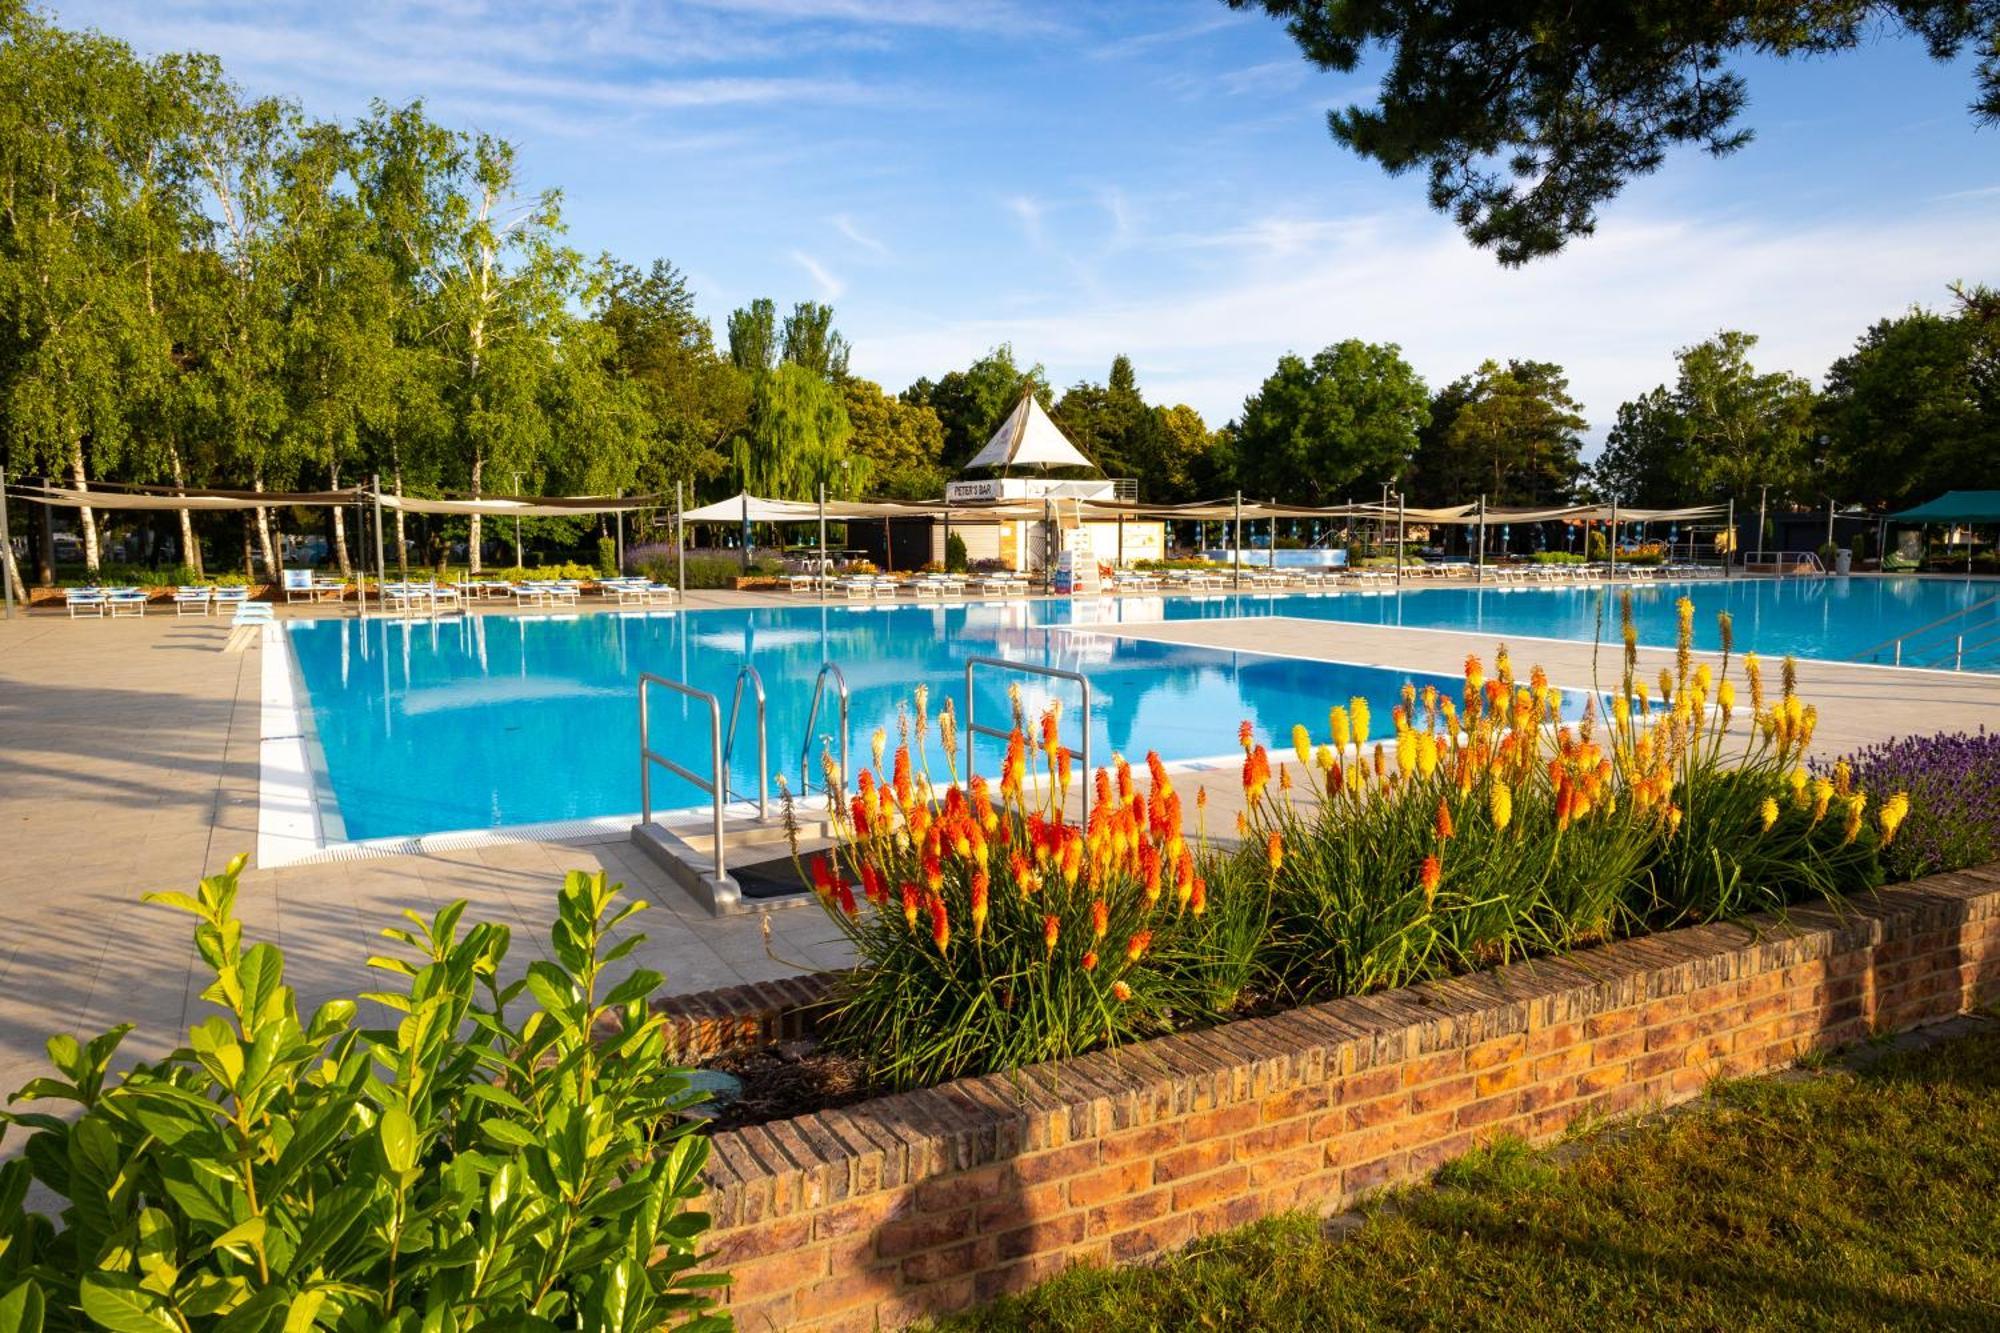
872,728,887,772
1613,695,1631,728
1879,792,1910,845
1315,743,1334,771
1832,760,1852,797
1842,792,1866,845
1292,724,1312,768
1810,777,1834,825
1489,781,1513,832
1417,732,1438,779
1694,663,1712,694
1351,697,1372,748
1718,679,1735,720
1329,705,1351,751
1396,730,1417,776
1758,796,1779,832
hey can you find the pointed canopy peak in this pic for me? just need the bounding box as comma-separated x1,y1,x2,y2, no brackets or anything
962,390,1097,473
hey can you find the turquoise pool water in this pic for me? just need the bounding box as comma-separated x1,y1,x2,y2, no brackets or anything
285,576,1996,842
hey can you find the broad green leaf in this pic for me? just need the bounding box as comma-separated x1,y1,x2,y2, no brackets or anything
0,1280,45,1333
478,1119,537,1150
79,1273,180,1332
135,1207,179,1293
280,1290,325,1333
209,1216,266,1258
379,1106,417,1175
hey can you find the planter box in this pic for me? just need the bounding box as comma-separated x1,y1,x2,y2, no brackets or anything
685,864,2000,1331
731,576,784,590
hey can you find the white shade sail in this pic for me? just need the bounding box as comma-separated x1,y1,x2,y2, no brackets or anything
678,492,825,523
962,393,1097,473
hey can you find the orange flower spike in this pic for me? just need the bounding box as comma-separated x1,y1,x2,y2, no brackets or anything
1419,853,1442,904
893,744,913,809
900,883,920,929
970,870,990,941
928,894,951,955
1143,843,1164,905
1237,719,1254,750
1464,654,1484,693
1111,980,1132,1002
1082,949,1099,971
1266,830,1284,875
1434,799,1454,841
1125,929,1152,964
850,794,872,838
922,846,944,893
1043,913,1060,956
836,882,858,917
1040,708,1060,751
1002,729,1027,795
1189,876,1208,917
1061,832,1082,886
1116,757,1135,804
1090,898,1110,940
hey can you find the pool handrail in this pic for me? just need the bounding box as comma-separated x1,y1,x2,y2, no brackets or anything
638,672,728,882
798,661,851,801
1852,589,2000,668
723,663,770,820
964,656,1092,830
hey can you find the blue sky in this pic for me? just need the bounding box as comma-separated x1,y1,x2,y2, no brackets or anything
56,0,2000,444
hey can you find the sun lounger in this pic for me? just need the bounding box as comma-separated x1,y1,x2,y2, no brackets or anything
64,587,107,617
106,586,148,617
173,586,213,616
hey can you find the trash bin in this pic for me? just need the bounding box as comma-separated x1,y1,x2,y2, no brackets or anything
1835,548,1852,576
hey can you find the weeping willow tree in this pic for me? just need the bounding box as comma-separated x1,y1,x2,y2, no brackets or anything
732,361,871,500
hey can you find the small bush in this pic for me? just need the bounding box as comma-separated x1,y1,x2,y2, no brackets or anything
946,532,968,572
1834,729,1998,880
1530,551,1586,565
597,535,619,576
0,861,730,1329
1587,529,1609,561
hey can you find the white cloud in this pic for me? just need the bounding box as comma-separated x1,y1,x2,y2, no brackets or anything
790,249,846,299
847,204,2000,445
1006,194,1046,247
829,213,891,259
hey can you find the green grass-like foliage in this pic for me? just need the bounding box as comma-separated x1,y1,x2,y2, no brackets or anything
934,1021,2000,1330
0,862,731,1331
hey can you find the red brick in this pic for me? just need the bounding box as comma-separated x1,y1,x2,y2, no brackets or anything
1087,1186,1172,1237
1409,1074,1475,1115
1009,1142,1098,1185
1183,1102,1260,1140
1263,1082,1330,1122
1068,1159,1152,1210
1345,1093,1406,1130
1586,1007,1640,1038
1475,1062,1527,1097
900,1240,977,1286
1401,1048,1466,1086
1336,1066,1403,1102
796,1265,900,1321
1466,1033,1527,1071
973,1181,1070,1233
1234,1117,1312,1161
1171,1164,1250,1212
1456,1092,1520,1129
1110,1211,1195,1263
976,1213,1086,1265
1100,1122,1182,1165
876,1208,971,1260
1153,1137,1234,1183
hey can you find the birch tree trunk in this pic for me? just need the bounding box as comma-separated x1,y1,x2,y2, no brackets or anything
170,449,202,578
393,468,408,575
330,462,352,575
69,443,100,573
3,519,25,604
468,453,483,575
252,472,279,580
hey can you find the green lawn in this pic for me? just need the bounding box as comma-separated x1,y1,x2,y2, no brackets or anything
935,1018,2000,1332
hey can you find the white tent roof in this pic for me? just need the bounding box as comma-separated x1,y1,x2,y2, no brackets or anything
962,393,1097,473
678,492,825,523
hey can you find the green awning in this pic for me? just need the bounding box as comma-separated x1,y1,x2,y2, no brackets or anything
1887,491,2000,523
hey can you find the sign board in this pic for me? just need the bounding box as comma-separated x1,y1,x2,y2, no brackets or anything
945,479,1005,503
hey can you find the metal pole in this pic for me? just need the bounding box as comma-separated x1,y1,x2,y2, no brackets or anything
1475,493,1486,584
818,483,827,605
371,474,388,588
741,493,751,572
676,481,686,595
0,467,13,619
1269,508,1277,572
354,494,367,619
615,489,624,572
1233,490,1243,590
1756,485,1768,569
1395,493,1405,588
1609,497,1619,577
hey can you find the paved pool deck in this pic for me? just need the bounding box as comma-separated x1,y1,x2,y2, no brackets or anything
2,582,1996,1102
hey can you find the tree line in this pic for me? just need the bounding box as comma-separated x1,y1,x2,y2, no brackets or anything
3,3,1994,592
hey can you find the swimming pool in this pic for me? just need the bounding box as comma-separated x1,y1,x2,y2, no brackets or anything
283,576,1997,844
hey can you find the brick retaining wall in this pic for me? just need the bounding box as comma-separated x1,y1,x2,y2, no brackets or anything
691,864,2000,1331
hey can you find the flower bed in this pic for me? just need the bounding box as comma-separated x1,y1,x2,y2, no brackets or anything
690,861,2000,1330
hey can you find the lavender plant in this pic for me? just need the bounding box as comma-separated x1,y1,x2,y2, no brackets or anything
1832,729,2000,880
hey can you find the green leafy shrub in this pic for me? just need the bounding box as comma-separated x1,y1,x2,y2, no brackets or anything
945,533,968,573
596,537,619,577
0,861,730,1330
1586,529,1609,561
1529,551,1585,565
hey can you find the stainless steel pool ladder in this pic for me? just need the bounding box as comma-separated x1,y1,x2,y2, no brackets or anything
637,664,769,883
797,661,851,801
1854,590,2000,670
963,656,1092,830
